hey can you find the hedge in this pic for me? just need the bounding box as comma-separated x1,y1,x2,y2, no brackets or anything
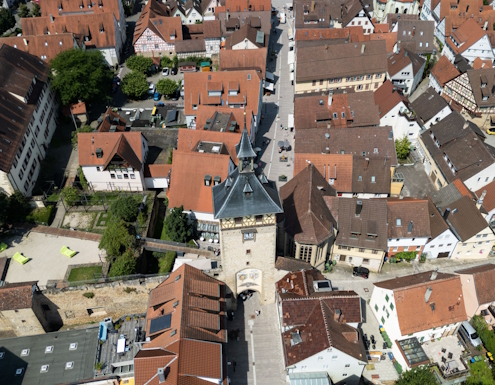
472,316,495,354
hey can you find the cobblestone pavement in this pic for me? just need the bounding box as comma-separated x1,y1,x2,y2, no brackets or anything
227,292,287,385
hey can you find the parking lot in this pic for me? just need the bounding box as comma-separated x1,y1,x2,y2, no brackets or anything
1,232,104,287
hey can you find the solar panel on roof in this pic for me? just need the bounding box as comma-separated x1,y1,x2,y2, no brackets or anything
317,281,330,289
256,30,264,44
149,314,172,334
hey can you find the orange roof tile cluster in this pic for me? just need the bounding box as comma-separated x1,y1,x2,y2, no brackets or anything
374,80,409,117
387,198,431,239
184,70,261,116
219,48,267,79
40,0,124,23
0,33,77,62
133,0,183,45
369,32,397,52
22,13,117,50
472,57,493,69
375,272,467,335
78,132,143,169
452,178,474,199
194,106,253,138
294,153,354,193
295,26,365,41
445,18,487,55
430,55,461,87
134,264,226,385
441,0,495,38
167,150,231,213
97,108,127,132
144,164,172,178
223,0,270,11
476,180,495,212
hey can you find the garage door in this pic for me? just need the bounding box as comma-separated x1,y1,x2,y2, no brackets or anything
437,252,449,258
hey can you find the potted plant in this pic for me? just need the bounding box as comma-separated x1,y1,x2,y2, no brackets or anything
94,362,104,372
279,174,287,181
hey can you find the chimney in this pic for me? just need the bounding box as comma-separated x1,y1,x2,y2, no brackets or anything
49,14,54,23
23,38,27,46
361,44,365,54
157,368,166,382
425,286,433,302
443,207,450,220
463,121,469,129
477,190,487,209
328,92,333,106
334,309,341,321
364,157,369,170
430,269,438,281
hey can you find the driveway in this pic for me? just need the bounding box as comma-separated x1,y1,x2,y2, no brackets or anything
396,162,437,198
227,292,287,385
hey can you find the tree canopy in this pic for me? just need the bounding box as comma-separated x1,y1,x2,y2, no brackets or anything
19,4,30,18
157,79,178,97
62,186,80,207
31,3,41,17
395,136,411,161
110,196,140,222
108,250,137,277
162,206,192,243
0,8,15,36
121,71,149,100
50,49,113,105
99,219,134,259
6,191,31,224
395,366,437,385
125,55,153,73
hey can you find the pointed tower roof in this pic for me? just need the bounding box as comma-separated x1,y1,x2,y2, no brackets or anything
235,125,256,159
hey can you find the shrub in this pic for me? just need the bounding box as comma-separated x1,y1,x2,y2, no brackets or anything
108,250,137,277
94,362,104,371
78,167,88,190
389,257,397,264
110,196,139,222
137,212,147,226
472,316,495,354
83,292,95,299
395,251,417,262
125,55,153,73
395,136,411,161
162,206,192,243
99,219,134,258
27,206,53,225
63,186,80,207
124,287,137,294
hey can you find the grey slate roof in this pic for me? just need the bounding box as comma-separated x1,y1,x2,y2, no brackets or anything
235,126,257,159
0,327,98,385
410,87,449,124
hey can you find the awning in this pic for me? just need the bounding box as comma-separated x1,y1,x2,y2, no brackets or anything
290,63,294,72
288,28,293,39
288,114,294,128
289,41,295,48
290,72,294,82
288,51,294,65
266,71,275,82
264,82,274,91
289,372,331,385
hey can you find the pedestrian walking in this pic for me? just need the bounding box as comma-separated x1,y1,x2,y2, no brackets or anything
255,310,259,316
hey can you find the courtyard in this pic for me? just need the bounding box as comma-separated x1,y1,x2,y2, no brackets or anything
1,231,104,287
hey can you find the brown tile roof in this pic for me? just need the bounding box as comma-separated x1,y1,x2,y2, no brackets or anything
472,57,493,70
133,0,183,45
430,55,460,87
224,0,270,11
202,20,222,38
295,127,398,164
374,271,467,335
446,18,486,55
456,264,495,305
294,0,342,29
335,197,388,250
295,26,365,41
352,156,392,195
296,40,388,82
369,32,398,52
396,19,435,54
0,33,77,63
387,49,426,78
97,107,127,132
279,164,337,245
387,13,419,31
22,13,117,50
219,48,267,79
144,164,172,178
387,198,431,239
40,0,124,22
167,150,230,213
224,24,264,49
294,91,380,130
441,196,489,242
476,180,495,212
467,68,495,108
184,70,261,116
175,38,206,53
0,281,37,311
217,11,271,37
275,256,314,271
294,153,354,193
374,80,409,117
78,132,143,169
411,87,449,124
427,196,450,239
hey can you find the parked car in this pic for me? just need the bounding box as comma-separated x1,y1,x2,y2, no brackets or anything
153,92,161,101
170,67,178,75
148,83,156,95
487,128,495,135
162,67,169,76
459,321,482,347
171,90,180,101
353,266,369,279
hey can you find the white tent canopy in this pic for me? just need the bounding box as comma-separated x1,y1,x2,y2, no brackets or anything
265,71,275,82
288,114,294,129
288,51,294,65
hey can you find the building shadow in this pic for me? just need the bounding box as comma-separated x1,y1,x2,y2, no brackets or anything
0,348,28,385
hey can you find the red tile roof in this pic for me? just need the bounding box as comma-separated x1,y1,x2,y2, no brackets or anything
476,180,495,212
294,26,365,41
387,198,431,239
40,0,124,22
0,33,77,62
223,0,270,11
144,164,172,178
0,281,38,311
133,0,183,45
219,48,267,79
445,18,486,55
429,55,460,87
374,80,409,117
167,150,230,213
369,32,397,52
472,57,493,69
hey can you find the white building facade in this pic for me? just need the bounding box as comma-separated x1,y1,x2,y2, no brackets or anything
375,0,420,23
423,229,458,259
379,101,422,145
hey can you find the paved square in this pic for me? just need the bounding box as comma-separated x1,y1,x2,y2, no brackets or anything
227,292,287,385
2,232,104,286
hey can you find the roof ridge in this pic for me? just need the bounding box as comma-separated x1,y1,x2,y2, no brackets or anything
301,270,309,297
319,300,332,347
390,274,459,291
308,165,313,213
281,294,360,301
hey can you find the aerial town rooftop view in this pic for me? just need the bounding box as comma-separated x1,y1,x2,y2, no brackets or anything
2,0,495,384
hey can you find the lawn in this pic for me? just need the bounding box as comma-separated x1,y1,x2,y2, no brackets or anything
467,360,495,385
146,251,176,274
96,211,112,227
68,265,103,283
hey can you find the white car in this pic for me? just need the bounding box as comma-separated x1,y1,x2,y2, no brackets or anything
148,83,156,95
162,67,169,76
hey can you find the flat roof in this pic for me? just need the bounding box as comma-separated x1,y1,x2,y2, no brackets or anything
0,327,99,385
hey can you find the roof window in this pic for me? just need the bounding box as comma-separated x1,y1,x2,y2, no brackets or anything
65,362,74,370
20,349,30,357
45,346,54,353
40,365,49,373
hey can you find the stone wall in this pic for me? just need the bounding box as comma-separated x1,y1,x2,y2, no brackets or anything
39,275,167,328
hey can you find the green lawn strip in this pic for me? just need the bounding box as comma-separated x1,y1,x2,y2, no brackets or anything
157,251,176,273
68,265,103,282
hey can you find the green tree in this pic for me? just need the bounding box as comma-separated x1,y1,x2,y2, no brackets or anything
157,78,177,97
110,196,139,222
161,56,173,68
121,71,149,100
125,55,153,73
395,136,411,161
71,125,93,148
78,167,88,190
173,55,179,69
50,49,113,105
19,4,30,18
0,8,15,36
62,186,80,207
162,206,192,243
395,366,437,385
31,3,41,17
467,361,495,385
0,192,9,226
99,219,134,258
7,191,31,223
108,250,136,276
